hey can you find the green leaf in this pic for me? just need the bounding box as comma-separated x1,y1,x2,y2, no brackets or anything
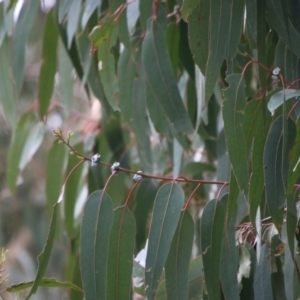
81,0,101,28
46,142,68,212
12,0,39,92
64,144,85,238
19,122,44,170
200,199,225,300
225,0,244,60
253,244,273,299
118,38,140,124
245,0,257,49
66,1,81,48
139,0,152,30
244,100,271,227
142,18,193,135
220,195,239,300
0,36,16,129
189,1,236,102
166,22,180,76
109,0,130,48
181,0,198,21
145,182,185,299
286,190,298,260
88,16,115,47
287,117,300,194
98,27,119,111
7,277,82,293
7,113,36,195
25,203,60,299
80,190,114,300
267,0,300,59
38,10,59,118
58,40,74,118
268,89,300,116
188,256,204,298
223,74,249,194
133,179,157,252
264,117,296,230
165,211,194,300
107,206,136,299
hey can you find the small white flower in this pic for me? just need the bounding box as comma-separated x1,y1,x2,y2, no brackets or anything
133,170,143,182
91,153,101,167
272,67,280,76
111,162,120,173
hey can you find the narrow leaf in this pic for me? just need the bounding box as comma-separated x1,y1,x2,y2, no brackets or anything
19,122,44,170
25,203,60,299
46,141,68,212
200,199,225,300
12,0,39,92
7,113,36,195
267,89,300,116
7,277,82,293
266,0,300,59
145,183,185,299
220,195,239,300
165,211,194,300
264,117,296,230
0,36,16,129
223,74,249,194
80,190,114,300
253,244,273,299
142,18,193,135
66,1,81,48
98,27,119,111
38,10,59,118
107,206,136,299
81,0,101,28
58,40,74,118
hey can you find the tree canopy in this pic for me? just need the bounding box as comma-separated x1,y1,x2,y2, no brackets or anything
1,0,300,299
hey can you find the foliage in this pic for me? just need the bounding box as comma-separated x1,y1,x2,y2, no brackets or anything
1,0,300,299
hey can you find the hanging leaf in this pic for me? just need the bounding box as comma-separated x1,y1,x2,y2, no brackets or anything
267,89,300,116
189,0,241,102
25,203,60,299
106,206,136,299
220,195,239,300
7,113,36,195
97,27,119,111
200,199,225,300
0,36,16,129
145,182,185,300
46,142,68,212
223,74,249,194
266,0,300,59
181,0,198,21
264,116,296,230
38,10,59,118
253,244,274,299
66,1,81,48
12,0,40,92
142,17,193,136
81,0,101,28
80,190,114,300
165,211,194,300
58,41,74,118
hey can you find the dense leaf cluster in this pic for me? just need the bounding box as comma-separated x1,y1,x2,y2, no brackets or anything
1,0,300,299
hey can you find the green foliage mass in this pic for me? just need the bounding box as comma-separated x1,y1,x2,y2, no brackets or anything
1,0,300,299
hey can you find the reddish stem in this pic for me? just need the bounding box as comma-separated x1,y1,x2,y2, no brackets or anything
124,181,140,207
184,183,201,210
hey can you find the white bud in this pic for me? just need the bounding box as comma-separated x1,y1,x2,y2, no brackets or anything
91,153,101,167
133,170,143,182
111,162,120,173
272,67,280,76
